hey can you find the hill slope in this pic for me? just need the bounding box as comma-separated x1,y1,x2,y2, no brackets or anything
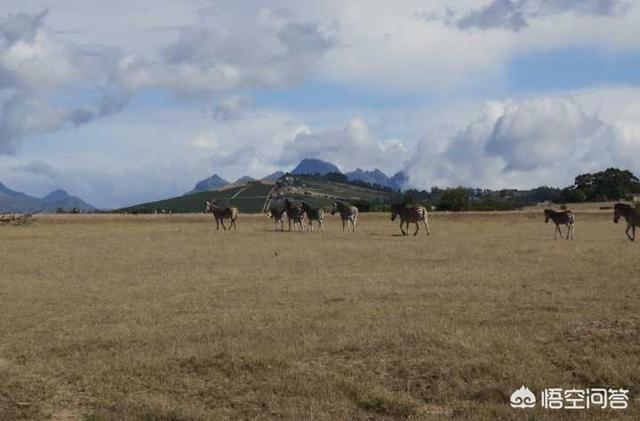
120,175,395,214
121,182,276,214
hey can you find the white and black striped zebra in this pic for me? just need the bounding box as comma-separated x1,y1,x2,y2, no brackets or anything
301,201,325,232
205,200,238,231
613,203,640,241
283,199,305,231
544,208,575,240
331,201,358,232
266,203,286,231
390,203,430,236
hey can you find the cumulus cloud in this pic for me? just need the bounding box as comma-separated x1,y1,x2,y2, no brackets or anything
125,7,333,98
485,98,602,170
185,115,408,180
457,0,630,31
0,10,134,153
278,118,408,173
404,96,640,190
0,5,334,155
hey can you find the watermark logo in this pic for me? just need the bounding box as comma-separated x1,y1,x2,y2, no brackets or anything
510,385,536,409
510,386,629,410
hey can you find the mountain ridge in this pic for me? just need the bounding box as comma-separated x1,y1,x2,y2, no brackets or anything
291,158,341,175
187,158,406,195
0,183,96,213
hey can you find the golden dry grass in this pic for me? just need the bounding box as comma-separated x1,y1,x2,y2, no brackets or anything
1,212,639,420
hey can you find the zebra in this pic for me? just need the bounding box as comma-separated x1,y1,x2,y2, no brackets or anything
390,203,430,236
613,203,640,241
544,209,575,240
283,199,305,231
205,200,238,231
331,201,358,232
301,202,325,232
266,203,286,231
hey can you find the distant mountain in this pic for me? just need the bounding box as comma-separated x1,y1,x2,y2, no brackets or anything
291,158,340,175
234,175,256,184
389,171,407,190
0,182,41,212
263,171,284,181
346,168,394,188
187,174,229,195
0,183,95,212
40,189,96,212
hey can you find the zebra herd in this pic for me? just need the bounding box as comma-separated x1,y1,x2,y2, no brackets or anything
542,204,640,241
267,199,357,232
204,199,640,241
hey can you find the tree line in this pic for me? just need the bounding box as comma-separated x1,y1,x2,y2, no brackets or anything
401,168,640,212
286,168,640,212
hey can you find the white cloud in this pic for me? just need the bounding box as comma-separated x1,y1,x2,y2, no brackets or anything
404,93,640,190
105,6,333,99
0,4,334,154
485,98,601,170
278,118,409,174
187,132,219,151
0,10,137,153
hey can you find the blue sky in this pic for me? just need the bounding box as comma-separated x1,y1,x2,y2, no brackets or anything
1,0,640,208
509,48,640,92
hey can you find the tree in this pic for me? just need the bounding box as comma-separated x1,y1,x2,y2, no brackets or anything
568,168,640,201
437,187,471,211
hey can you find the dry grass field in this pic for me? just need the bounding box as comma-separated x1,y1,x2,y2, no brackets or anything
1,212,639,420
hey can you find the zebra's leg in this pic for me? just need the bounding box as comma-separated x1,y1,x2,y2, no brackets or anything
567,224,573,240
571,223,575,240
423,218,430,235
342,219,346,232
414,222,419,236
399,221,406,236
352,217,357,232
216,218,220,231
221,219,227,231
